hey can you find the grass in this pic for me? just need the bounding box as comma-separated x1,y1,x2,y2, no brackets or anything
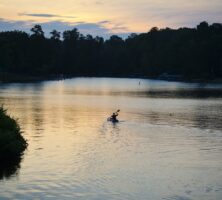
0,106,27,160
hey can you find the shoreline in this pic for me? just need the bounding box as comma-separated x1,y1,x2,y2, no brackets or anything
0,73,222,85
0,107,27,160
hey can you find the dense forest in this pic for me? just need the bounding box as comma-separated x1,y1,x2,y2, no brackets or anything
0,21,222,82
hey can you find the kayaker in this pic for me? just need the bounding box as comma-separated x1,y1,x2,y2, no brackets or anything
111,112,118,121
107,109,120,122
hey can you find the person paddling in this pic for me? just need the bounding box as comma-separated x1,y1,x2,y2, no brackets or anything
111,112,118,121
109,109,120,122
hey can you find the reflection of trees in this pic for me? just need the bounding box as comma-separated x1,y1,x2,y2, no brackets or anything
147,112,161,124
191,104,222,130
146,110,221,130
143,89,222,99
0,156,22,180
140,101,222,131
140,111,173,126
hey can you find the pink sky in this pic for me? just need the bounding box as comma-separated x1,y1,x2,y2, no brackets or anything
0,0,221,37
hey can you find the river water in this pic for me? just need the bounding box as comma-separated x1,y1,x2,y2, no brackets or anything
0,78,222,200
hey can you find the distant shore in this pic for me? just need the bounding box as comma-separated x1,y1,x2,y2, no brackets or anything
1,73,222,84
1,22,222,86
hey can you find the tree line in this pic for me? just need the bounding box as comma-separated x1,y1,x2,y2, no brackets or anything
0,21,222,81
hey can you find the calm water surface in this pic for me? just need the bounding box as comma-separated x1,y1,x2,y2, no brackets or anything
0,78,222,200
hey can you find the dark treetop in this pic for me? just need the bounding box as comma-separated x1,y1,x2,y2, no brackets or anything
0,21,222,82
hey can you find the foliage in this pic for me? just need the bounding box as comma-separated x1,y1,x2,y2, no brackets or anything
0,21,222,80
0,107,27,160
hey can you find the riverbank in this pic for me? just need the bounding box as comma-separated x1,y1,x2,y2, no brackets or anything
0,107,27,161
1,73,222,84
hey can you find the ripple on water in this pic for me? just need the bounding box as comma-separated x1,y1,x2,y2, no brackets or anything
0,78,222,200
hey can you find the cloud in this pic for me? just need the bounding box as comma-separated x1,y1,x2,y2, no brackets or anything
94,1,103,5
74,22,109,33
146,9,222,29
98,20,111,24
18,13,76,19
109,22,129,32
0,18,131,39
131,1,222,30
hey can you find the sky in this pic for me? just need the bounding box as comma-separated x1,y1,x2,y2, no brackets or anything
0,0,222,38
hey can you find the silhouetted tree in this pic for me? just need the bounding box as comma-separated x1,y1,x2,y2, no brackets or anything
30,25,44,37
0,21,222,81
50,30,61,40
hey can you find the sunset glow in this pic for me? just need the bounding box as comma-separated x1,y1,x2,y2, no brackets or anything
0,0,222,36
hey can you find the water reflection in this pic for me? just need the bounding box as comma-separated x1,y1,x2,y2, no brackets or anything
0,157,22,180
0,78,221,199
142,88,222,98
136,103,222,131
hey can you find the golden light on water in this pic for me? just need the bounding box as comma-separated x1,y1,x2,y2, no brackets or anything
0,78,222,199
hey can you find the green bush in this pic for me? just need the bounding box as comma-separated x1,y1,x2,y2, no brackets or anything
0,107,27,160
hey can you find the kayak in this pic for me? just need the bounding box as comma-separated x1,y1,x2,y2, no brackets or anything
107,117,119,123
